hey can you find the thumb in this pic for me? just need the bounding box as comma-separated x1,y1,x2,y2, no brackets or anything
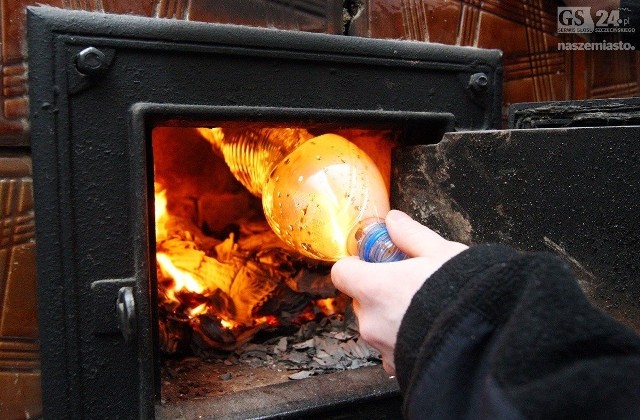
330,256,366,299
385,210,450,258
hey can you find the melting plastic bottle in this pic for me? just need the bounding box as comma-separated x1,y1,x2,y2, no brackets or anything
202,127,407,263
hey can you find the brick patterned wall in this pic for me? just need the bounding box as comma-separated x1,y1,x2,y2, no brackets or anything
350,0,640,113
0,155,40,419
0,0,343,147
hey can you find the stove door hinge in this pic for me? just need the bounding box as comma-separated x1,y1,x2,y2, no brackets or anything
91,278,137,343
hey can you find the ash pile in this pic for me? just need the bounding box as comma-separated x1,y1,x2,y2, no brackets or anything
156,216,380,383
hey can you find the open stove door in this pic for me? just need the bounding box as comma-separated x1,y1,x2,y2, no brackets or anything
26,6,502,419
392,98,640,332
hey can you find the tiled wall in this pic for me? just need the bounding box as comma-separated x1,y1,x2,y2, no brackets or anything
350,0,639,109
0,1,637,418
0,156,39,418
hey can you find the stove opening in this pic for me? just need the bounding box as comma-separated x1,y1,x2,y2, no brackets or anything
151,123,405,404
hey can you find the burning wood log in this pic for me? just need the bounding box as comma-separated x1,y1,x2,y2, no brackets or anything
156,195,340,353
191,314,263,352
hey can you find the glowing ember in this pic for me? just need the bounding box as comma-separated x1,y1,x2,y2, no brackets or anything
219,318,238,329
253,316,279,327
189,303,208,318
316,298,339,316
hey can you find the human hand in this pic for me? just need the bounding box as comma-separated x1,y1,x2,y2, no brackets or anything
330,210,468,374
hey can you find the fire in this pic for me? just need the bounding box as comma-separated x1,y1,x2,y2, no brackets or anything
157,252,205,296
316,298,339,316
154,182,206,304
153,128,344,353
155,184,202,302
154,181,249,327
254,316,279,327
189,303,208,318
220,318,239,329
154,184,168,241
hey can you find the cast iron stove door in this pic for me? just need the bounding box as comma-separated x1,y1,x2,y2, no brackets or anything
392,98,640,332
26,6,502,419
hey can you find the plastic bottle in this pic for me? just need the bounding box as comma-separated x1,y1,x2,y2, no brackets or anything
204,127,407,263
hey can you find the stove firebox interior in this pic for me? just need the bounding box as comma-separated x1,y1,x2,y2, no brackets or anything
152,124,398,357
27,7,502,418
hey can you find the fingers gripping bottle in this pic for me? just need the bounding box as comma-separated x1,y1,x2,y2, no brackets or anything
202,127,407,263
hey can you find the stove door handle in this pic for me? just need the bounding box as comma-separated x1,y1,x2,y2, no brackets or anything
116,286,137,343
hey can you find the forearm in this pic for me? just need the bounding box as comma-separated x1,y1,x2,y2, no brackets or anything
395,245,640,419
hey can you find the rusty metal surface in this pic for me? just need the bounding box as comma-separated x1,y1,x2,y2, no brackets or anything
392,125,640,331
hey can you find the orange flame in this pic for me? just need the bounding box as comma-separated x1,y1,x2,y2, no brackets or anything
154,184,168,241
157,252,205,296
155,182,206,304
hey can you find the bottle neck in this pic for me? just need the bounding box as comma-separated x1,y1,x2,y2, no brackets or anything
351,219,408,263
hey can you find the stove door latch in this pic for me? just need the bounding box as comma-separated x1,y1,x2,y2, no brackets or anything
116,287,137,343
91,278,137,343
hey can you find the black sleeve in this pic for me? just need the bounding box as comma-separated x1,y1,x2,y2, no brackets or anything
394,244,640,419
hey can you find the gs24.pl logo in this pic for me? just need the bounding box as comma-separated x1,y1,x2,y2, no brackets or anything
557,7,633,33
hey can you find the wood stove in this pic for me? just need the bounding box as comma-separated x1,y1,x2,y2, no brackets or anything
26,6,502,418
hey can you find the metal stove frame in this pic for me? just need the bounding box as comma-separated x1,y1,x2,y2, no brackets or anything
27,6,502,418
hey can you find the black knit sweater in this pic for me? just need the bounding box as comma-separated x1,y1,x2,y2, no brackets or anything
395,245,640,419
